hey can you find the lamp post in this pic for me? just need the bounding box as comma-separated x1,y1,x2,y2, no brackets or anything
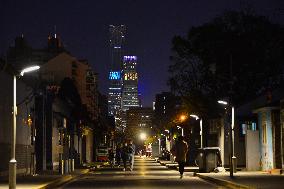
190,114,203,148
10,65,40,189
218,100,236,178
177,126,184,136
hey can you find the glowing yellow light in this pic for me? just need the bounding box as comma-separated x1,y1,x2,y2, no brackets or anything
140,133,147,140
180,115,186,122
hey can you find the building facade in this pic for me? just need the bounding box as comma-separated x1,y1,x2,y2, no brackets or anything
108,25,126,117
126,107,153,144
109,25,126,71
121,56,139,111
108,71,122,117
4,35,98,174
0,69,35,176
154,92,181,130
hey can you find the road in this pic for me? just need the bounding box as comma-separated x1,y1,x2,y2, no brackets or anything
58,156,223,189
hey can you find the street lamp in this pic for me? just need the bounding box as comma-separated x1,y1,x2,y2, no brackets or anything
180,115,186,122
10,65,40,189
140,132,147,140
176,125,184,137
178,114,188,136
190,114,203,148
218,100,236,178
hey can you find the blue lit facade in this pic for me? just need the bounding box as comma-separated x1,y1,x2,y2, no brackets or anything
109,71,121,80
108,70,122,116
108,25,126,117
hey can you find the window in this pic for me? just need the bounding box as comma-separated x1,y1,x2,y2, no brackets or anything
241,124,246,135
252,122,257,131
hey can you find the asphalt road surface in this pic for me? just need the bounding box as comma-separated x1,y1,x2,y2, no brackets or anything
58,156,224,189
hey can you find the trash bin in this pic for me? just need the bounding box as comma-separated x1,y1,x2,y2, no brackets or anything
195,147,222,173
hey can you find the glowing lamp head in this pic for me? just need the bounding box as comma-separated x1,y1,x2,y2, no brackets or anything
20,65,40,76
190,114,199,120
140,133,146,140
218,100,228,105
180,115,186,122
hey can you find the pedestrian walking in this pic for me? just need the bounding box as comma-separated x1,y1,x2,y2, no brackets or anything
128,140,135,171
121,142,129,171
171,136,188,179
115,145,122,167
108,149,115,168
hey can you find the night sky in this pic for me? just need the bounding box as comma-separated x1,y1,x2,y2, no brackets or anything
1,0,283,106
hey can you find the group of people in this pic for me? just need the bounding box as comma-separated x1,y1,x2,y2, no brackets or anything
107,136,188,179
109,140,135,171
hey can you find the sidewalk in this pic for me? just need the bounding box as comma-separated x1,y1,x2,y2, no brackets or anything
0,169,89,189
196,171,284,189
156,157,284,189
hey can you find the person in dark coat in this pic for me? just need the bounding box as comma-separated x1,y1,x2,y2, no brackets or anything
121,142,129,171
115,145,122,167
171,136,188,179
108,149,115,168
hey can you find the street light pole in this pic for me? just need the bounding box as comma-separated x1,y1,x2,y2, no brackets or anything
9,75,17,189
9,65,40,189
218,100,236,177
190,114,202,148
231,106,236,177
200,119,203,149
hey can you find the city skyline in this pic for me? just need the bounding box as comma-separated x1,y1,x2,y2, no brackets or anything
1,0,283,107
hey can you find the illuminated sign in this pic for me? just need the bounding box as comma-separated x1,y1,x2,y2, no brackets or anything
123,56,137,61
109,71,121,80
124,73,137,80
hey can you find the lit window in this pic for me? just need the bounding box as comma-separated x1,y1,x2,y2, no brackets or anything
241,124,246,135
252,122,256,131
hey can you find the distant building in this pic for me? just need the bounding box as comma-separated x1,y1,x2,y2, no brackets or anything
121,56,140,111
108,25,126,118
126,107,153,142
126,107,153,129
108,71,122,117
109,25,126,70
154,92,181,128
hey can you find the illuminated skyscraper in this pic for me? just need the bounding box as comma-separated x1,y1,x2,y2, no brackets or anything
121,56,140,111
108,25,126,117
109,25,126,70
108,71,122,116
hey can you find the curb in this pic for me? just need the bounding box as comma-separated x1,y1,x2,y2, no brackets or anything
37,169,89,189
196,173,256,189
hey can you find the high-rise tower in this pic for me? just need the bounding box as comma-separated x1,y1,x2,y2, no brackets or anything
121,56,140,111
109,25,126,70
108,25,126,117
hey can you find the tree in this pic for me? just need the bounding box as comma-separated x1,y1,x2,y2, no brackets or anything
169,10,284,116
